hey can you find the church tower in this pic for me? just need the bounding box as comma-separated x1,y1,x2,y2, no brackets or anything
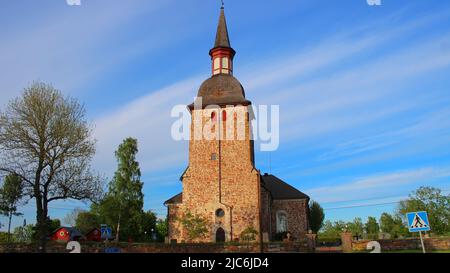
166,7,262,243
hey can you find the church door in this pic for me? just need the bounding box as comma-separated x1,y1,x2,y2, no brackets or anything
216,228,225,243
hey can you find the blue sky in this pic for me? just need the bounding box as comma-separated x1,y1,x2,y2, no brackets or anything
1,0,450,231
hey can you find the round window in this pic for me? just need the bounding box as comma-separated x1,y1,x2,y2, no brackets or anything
215,209,225,218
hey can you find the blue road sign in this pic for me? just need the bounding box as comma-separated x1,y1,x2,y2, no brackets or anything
407,211,431,232
101,225,112,239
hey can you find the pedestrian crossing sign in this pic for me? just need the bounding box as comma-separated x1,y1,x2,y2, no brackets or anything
407,211,431,232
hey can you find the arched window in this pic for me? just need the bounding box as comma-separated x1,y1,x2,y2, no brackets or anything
211,111,217,122
222,110,227,121
276,211,288,233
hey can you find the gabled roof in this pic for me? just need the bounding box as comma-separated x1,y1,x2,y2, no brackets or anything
261,174,309,200
164,192,182,205
86,228,100,235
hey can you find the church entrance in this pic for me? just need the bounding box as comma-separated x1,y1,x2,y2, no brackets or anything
215,228,225,243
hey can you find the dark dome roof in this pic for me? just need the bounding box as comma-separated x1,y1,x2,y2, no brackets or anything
192,74,251,108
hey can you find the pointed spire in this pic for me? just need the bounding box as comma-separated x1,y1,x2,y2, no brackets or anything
209,6,235,75
214,7,231,48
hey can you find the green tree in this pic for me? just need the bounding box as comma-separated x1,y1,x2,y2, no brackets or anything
75,211,100,234
308,200,325,234
0,174,25,241
140,210,157,242
178,211,209,242
380,212,408,238
31,218,61,241
0,82,103,251
365,216,380,239
13,224,35,243
155,219,168,242
92,138,144,241
397,186,450,235
319,220,346,239
347,217,364,238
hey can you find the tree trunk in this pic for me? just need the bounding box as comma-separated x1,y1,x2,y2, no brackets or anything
35,196,47,253
8,211,12,243
116,211,121,242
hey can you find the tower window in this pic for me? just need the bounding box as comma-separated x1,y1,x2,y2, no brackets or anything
213,58,220,75
222,58,229,69
211,153,217,160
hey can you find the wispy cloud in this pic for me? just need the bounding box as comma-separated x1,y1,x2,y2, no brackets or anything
0,0,173,106
92,76,201,176
305,167,450,203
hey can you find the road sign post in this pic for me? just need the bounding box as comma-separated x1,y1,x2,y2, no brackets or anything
418,231,426,253
406,211,430,254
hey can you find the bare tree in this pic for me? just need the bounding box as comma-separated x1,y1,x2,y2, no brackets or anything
0,82,103,251
63,208,83,227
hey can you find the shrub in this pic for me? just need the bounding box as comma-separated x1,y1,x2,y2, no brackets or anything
240,226,258,242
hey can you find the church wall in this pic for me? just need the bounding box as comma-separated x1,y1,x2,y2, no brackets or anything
260,187,272,239
167,204,183,241
271,199,309,241
168,106,261,243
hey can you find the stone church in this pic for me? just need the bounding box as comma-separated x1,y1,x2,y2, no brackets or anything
164,7,310,243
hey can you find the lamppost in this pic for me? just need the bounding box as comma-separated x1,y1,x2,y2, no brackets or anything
151,228,157,241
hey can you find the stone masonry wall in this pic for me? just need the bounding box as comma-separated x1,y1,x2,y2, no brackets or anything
168,106,261,243
271,199,309,240
260,187,272,239
352,237,450,251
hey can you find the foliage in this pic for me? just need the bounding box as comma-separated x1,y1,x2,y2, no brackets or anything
308,200,325,234
140,210,157,242
319,220,347,239
365,216,380,239
0,82,103,251
178,211,209,242
155,219,168,242
0,232,9,243
13,225,35,243
347,217,364,237
240,226,258,242
397,186,450,235
91,138,146,241
75,211,100,234
380,212,408,238
0,174,25,237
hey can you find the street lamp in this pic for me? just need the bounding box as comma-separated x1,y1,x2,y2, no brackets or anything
151,228,157,241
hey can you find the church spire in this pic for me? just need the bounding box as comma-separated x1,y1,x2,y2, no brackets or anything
210,7,235,76
214,7,231,48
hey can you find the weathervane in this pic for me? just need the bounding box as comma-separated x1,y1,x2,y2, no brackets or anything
220,0,224,8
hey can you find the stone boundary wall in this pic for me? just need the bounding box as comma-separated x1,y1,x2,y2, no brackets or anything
0,241,311,253
352,237,450,251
